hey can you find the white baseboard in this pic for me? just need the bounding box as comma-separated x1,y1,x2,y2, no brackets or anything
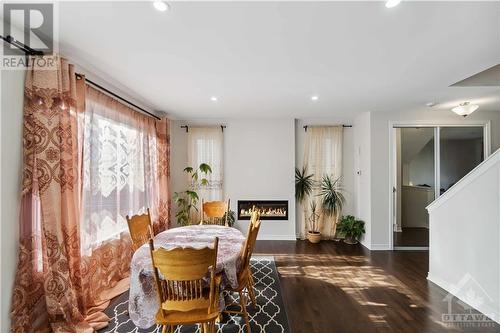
393,246,429,251
370,244,391,250
427,273,500,324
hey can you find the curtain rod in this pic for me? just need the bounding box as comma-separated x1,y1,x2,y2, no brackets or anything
303,125,352,131
76,74,161,120
0,35,44,56
0,36,160,121
180,125,226,133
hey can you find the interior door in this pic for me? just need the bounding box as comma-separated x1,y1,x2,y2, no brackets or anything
393,125,486,249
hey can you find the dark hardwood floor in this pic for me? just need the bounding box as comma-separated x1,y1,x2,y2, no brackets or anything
394,227,429,247
254,240,499,333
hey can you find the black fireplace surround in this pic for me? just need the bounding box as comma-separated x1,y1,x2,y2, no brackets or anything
237,200,288,220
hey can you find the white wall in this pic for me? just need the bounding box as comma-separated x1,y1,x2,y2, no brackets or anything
367,109,500,250
353,112,372,248
0,69,25,332
170,118,296,240
294,118,356,237
427,149,500,324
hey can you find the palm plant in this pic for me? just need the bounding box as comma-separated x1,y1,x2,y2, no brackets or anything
173,163,212,226
295,166,315,236
318,175,345,238
295,166,314,204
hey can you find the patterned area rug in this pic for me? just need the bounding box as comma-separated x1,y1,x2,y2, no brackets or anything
98,256,291,333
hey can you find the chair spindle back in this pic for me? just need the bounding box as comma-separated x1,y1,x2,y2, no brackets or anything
149,237,220,313
240,209,261,271
126,208,153,251
201,199,231,226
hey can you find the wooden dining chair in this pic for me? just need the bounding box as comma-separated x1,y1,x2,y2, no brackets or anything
199,199,231,227
223,209,261,333
126,208,154,252
149,238,222,333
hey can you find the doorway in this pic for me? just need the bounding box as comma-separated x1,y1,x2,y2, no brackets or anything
392,124,488,249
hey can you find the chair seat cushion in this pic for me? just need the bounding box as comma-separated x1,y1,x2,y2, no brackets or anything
155,307,220,325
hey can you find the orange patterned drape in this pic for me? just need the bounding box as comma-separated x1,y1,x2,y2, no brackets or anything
11,56,90,333
153,117,171,234
10,56,171,332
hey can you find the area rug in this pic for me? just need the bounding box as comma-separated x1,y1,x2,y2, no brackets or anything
98,256,291,333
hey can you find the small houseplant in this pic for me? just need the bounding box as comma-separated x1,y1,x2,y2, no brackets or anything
307,200,322,243
318,175,345,239
337,215,365,244
173,163,212,226
223,210,236,227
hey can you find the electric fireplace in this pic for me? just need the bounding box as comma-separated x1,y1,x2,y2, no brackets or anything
237,200,288,220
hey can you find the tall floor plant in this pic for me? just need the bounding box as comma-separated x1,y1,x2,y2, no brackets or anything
318,175,345,238
173,163,212,226
295,166,314,232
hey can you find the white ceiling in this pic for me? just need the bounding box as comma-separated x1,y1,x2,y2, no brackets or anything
55,1,500,119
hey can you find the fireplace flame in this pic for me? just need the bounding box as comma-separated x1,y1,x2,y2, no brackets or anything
240,207,287,217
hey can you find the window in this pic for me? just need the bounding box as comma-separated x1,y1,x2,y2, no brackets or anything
301,125,343,239
304,126,343,183
187,127,224,201
81,86,161,254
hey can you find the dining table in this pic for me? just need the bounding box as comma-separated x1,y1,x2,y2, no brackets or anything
128,225,246,329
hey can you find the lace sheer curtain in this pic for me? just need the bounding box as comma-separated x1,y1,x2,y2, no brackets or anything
302,126,343,239
187,127,224,201
83,86,156,250
81,87,171,310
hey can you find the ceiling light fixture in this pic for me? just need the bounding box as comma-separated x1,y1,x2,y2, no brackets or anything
451,102,479,117
210,96,218,102
153,1,169,12
385,0,402,8
311,95,319,101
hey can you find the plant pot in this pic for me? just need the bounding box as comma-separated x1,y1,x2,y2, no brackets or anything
343,235,358,245
307,231,321,244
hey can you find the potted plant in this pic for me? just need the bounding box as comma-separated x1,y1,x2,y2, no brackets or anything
223,210,236,227
295,166,315,234
307,200,322,243
318,175,345,239
173,163,212,226
337,215,365,244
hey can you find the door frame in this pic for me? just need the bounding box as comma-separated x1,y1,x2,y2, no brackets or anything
388,121,491,250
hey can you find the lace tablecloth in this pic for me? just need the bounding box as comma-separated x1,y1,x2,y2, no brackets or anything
129,225,246,328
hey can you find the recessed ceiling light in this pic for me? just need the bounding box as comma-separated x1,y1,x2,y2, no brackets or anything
311,95,319,101
153,1,169,12
385,0,402,8
451,102,479,117
426,102,437,107
210,96,218,102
